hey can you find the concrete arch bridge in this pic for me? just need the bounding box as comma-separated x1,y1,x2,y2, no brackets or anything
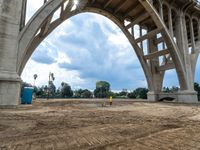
0,0,200,105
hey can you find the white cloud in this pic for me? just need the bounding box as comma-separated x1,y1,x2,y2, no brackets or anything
21,59,85,89
23,1,191,91
22,11,148,90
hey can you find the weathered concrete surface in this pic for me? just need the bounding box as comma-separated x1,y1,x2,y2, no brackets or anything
0,0,23,105
0,0,200,105
149,91,198,103
0,81,21,105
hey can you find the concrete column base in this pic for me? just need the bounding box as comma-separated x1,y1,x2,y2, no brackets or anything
0,81,21,105
147,91,158,102
147,91,198,103
176,91,198,103
0,72,21,105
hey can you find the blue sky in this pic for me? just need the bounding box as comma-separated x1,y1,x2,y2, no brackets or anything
21,0,200,91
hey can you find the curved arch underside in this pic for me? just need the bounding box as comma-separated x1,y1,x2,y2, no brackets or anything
18,0,194,92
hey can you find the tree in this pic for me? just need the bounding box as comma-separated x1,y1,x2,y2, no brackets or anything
48,81,56,97
94,81,110,98
73,89,83,98
107,91,117,98
74,89,93,98
118,91,128,97
81,89,93,98
134,88,148,99
194,82,200,101
33,74,38,86
47,72,55,99
163,87,170,93
60,82,73,98
170,86,179,93
194,82,199,91
128,91,136,98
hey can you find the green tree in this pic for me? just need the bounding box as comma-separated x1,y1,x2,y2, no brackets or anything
35,86,46,98
194,82,199,91
134,88,148,99
170,86,179,93
163,87,170,93
74,89,93,98
127,91,136,98
94,81,110,98
107,91,117,98
47,72,55,99
73,89,83,98
118,91,128,97
163,86,179,93
48,81,56,97
81,89,93,98
61,82,73,98
194,82,200,101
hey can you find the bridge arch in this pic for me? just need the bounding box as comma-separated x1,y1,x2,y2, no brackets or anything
1,0,200,105
18,8,155,91
17,0,191,101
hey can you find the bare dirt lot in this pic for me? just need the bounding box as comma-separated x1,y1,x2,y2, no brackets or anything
1,99,200,150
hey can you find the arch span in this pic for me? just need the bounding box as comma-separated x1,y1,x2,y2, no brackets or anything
1,0,199,105
18,0,188,92
17,0,192,102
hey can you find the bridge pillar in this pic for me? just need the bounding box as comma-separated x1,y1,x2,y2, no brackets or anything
147,10,198,103
176,91,198,103
0,0,24,105
147,32,164,102
174,11,198,103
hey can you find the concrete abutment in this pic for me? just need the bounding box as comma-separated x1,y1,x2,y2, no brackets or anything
148,91,198,103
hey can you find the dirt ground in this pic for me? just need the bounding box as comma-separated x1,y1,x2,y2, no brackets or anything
1,99,200,150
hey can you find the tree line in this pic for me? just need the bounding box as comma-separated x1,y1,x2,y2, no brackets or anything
22,80,200,101
22,81,149,99
163,83,200,101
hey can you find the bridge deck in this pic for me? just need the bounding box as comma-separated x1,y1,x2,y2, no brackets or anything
87,0,200,44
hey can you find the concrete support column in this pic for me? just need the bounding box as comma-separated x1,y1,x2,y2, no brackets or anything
20,0,27,31
168,6,174,38
174,11,198,103
147,34,164,102
0,0,23,105
159,1,163,20
189,19,195,53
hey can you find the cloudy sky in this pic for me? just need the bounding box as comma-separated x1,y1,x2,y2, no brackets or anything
21,0,200,91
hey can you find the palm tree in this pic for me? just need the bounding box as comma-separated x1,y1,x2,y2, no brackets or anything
33,74,38,86
47,72,55,99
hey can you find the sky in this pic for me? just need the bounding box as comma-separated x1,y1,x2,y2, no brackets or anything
21,0,200,91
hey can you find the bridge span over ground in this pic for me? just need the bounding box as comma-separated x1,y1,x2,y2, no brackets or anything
0,0,200,105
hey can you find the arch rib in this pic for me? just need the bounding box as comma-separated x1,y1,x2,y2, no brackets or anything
139,0,188,90
17,0,195,102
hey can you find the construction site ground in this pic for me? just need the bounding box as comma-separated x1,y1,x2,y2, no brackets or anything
1,99,200,150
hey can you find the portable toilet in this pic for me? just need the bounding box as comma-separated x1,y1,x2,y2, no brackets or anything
21,87,34,104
